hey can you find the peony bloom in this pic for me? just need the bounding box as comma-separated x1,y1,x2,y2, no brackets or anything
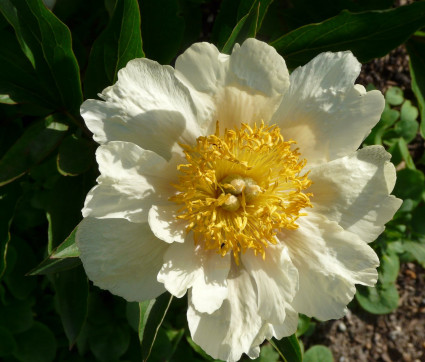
77,39,401,361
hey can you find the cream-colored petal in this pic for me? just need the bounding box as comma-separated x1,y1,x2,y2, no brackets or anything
83,142,174,222
281,213,379,320
242,245,298,324
273,52,385,167
187,265,263,362
229,38,290,97
77,218,167,302
81,58,201,160
190,252,230,314
175,42,229,95
309,146,402,243
148,204,187,244
157,238,200,297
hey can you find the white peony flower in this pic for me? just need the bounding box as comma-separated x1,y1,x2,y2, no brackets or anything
77,39,402,361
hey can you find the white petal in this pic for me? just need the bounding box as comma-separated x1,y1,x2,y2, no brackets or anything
191,251,230,314
148,204,187,244
175,42,229,95
77,218,167,302
83,142,174,223
309,146,402,243
157,238,200,297
81,58,201,160
229,38,290,97
281,213,379,320
273,51,385,167
242,245,298,324
187,265,263,362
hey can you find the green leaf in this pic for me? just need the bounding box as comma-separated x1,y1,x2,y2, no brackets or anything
13,322,57,362
378,253,399,287
0,29,53,111
387,138,416,170
53,266,88,346
400,100,419,122
28,225,81,276
57,134,94,176
51,226,80,259
412,204,425,234
406,35,425,138
0,0,83,114
0,94,16,104
84,0,144,99
0,326,17,356
237,0,274,28
221,1,260,54
0,182,21,279
253,343,280,362
139,292,173,361
270,334,302,362
393,168,425,202
303,345,333,362
385,87,404,106
0,115,68,186
4,238,37,300
403,241,425,268
271,3,425,69
139,0,184,64
356,284,399,314
211,0,241,49
0,300,33,334
89,323,131,362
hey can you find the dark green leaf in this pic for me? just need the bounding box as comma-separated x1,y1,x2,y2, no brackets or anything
237,0,274,30
296,314,312,337
53,266,88,346
393,168,425,202
0,115,68,186
4,238,37,300
84,0,144,99
0,29,53,111
51,225,80,259
0,300,33,333
303,345,333,362
0,326,17,356
270,334,302,362
271,3,425,69
28,225,81,275
221,1,260,54
0,182,21,278
387,138,416,170
356,284,399,314
89,323,131,362
13,322,57,362
139,0,184,64
28,257,81,276
139,292,173,361
406,35,425,138
412,204,425,234
57,134,94,176
211,0,241,49
0,0,83,114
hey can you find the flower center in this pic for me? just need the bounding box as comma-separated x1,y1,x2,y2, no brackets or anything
171,122,312,263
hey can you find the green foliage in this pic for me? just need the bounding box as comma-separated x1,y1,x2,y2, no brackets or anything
84,0,144,99
303,345,334,362
0,0,424,361
271,2,425,69
269,334,302,362
406,35,425,138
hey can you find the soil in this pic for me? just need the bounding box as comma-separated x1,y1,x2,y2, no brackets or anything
302,46,425,362
302,264,425,362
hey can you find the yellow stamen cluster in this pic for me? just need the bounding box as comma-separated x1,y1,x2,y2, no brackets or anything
171,122,312,263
